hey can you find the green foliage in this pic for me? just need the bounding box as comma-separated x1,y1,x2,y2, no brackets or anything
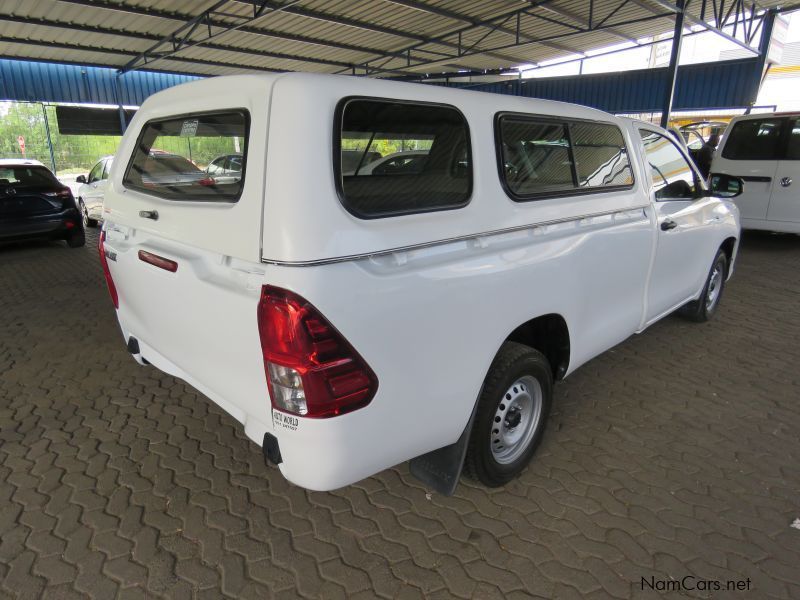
0,102,243,174
341,135,434,158
0,102,121,174
148,134,241,169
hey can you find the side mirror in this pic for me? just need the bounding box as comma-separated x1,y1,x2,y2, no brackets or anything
76,175,86,184
708,174,743,198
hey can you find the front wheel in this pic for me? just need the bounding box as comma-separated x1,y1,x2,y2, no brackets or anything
79,199,98,228
464,342,553,487
679,249,728,322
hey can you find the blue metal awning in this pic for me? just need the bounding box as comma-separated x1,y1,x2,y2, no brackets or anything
0,59,200,107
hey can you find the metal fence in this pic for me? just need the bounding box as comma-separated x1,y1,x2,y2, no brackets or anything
0,101,122,179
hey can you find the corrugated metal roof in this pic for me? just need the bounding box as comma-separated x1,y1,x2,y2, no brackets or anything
0,0,786,79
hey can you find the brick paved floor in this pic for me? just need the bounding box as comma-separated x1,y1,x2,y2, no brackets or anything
1,228,799,599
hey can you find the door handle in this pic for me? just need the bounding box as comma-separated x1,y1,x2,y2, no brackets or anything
660,219,678,231
139,210,159,221
780,177,792,187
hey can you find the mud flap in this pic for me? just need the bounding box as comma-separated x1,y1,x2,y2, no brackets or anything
409,397,479,496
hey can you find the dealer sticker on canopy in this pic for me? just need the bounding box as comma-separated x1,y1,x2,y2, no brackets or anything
180,119,199,137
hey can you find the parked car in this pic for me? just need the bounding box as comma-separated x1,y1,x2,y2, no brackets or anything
679,121,728,163
711,112,799,234
134,152,212,188
355,150,429,176
99,74,742,494
341,149,382,175
206,153,243,184
667,126,690,155
76,155,113,227
0,159,85,247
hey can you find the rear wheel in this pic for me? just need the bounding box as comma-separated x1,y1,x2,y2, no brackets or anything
464,342,553,487
66,230,85,248
679,249,728,322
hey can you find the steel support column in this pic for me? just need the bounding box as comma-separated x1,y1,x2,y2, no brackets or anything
660,0,685,129
744,7,776,113
41,103,57,174
114,74,127,134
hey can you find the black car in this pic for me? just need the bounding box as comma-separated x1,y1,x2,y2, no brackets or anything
0,160,85,248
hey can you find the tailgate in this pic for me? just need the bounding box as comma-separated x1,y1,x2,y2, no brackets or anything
103,227,269,432
101,75,275,438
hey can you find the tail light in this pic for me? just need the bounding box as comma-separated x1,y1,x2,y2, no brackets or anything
257,285,378,418
98,231,119,309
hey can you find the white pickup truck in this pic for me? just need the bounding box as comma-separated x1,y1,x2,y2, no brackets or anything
99,73,742,494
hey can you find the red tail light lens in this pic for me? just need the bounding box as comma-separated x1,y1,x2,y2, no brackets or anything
98,231,119,309
257,285,378,418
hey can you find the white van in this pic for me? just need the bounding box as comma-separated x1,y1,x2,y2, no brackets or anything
99,73,742,494
712,112,799,234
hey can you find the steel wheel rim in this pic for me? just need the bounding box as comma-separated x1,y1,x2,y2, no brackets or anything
706,263,723,310
80,201,89,226
490,375,542,465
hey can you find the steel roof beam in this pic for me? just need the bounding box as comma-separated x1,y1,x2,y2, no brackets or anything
338,1,563,76
120,0,298,72
0,35,284,75
630,0,761,54
383,0,586,59
0,13,362,72
347,10,673,77
535,2,641,44
52,0,412,61
229,0,525,65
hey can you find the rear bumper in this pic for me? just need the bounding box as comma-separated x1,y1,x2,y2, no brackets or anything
118,324,412,492
0,210,82,243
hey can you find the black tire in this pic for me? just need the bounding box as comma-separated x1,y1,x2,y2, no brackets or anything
79,199,98,228
66,230,85,248
464,342,553,487
679,249,728,322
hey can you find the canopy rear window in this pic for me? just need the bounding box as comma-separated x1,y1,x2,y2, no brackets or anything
123,111,248,202
336,99,472,218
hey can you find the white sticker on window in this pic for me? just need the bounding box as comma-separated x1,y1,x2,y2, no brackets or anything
180,119,199,137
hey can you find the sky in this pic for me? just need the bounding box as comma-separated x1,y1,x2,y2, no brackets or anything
516,9,800,112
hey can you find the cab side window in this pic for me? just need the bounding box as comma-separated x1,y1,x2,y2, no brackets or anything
639,130,699,201
87,161,103,183
102,158,113,180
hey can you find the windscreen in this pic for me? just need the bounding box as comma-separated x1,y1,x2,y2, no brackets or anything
123,111,248,202
0,166,60,188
